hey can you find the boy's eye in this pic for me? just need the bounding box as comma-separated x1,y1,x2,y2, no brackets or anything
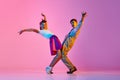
71,22,74,24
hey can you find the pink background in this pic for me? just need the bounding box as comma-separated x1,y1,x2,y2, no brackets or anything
0,0,120,72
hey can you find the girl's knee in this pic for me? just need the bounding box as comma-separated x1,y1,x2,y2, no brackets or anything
56,51,62,58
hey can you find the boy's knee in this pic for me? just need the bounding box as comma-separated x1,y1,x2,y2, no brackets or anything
62,54,67,60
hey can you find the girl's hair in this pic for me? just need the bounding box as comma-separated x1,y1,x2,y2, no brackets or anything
39,20,47,25
39,20,47,30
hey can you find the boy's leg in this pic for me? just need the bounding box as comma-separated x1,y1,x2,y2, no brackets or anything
61,41,77,74
61,52,75,69
61,51,77,74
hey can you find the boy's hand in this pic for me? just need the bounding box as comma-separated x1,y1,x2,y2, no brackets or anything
82,12,87,17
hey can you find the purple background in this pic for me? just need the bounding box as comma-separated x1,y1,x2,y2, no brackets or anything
0,0,120,72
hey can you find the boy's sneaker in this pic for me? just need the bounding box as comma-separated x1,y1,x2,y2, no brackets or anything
67,67,77,74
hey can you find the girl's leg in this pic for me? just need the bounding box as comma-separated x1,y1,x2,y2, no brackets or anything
46,50,61,74
49,50,61,67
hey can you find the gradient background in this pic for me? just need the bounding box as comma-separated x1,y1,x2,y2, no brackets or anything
0,0,120,72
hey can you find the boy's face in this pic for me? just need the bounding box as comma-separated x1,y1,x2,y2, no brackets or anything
70,20,77,28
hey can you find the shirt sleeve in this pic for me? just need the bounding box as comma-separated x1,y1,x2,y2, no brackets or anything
38,30,53,39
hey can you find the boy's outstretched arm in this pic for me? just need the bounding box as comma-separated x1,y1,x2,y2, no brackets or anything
18,28,39,35
81,12,87,23
76,12,87,30
69,12,87,37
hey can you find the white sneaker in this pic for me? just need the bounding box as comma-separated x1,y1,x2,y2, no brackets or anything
46,66,53,74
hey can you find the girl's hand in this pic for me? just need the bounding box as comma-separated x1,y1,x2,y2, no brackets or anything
18,30,24,35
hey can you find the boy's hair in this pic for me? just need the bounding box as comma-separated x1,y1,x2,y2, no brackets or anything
70,19,77,23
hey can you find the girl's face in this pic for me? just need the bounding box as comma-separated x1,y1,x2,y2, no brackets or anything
40,22,45,30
